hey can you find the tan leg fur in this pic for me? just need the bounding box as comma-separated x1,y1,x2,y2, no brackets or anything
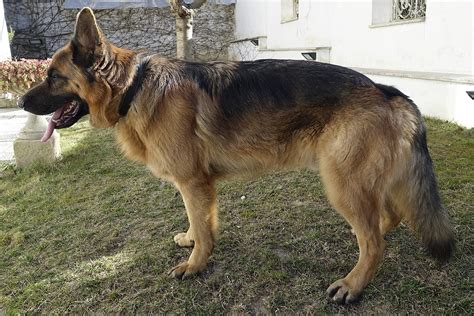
169,177,218,279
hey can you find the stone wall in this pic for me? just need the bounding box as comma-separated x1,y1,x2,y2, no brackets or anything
4,0,235,61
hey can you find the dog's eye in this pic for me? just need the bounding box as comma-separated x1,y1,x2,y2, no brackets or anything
48,70,61,80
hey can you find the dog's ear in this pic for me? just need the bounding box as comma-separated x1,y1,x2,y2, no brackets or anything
72,7,105,67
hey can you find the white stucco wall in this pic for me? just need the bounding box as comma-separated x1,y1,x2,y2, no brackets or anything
0,0,11,60
233,0,474,128
365,74,474,128
235,0,268,39
235,0,473,75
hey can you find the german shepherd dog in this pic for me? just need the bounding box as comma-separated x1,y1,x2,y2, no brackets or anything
19,8,454,304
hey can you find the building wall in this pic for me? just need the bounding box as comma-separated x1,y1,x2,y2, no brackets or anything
4,0,235,61
234,0,267,40
234,0,473,75
0,0,11,60
233,0,474,128
365,73,474,128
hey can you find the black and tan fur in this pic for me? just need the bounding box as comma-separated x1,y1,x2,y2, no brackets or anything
20,8,454,304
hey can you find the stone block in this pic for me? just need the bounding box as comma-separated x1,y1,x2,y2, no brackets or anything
13,135,61,168
13,114,61,168
0,93,18,108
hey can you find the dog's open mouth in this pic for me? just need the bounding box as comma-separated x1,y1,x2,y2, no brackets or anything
42,99,84,142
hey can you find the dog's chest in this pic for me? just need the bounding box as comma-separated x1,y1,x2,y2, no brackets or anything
114,122,149,164
114,122,186,181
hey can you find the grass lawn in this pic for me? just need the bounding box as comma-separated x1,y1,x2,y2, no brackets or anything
0,117,472,314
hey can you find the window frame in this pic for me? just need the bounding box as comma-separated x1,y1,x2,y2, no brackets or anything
281,0,299,24
371,0,426,28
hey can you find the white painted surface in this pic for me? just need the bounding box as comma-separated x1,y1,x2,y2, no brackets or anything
0,0,11,61
365,74,474,128
235,0,473,75
233,0,474,128
0,109,28,162
234,0,268,40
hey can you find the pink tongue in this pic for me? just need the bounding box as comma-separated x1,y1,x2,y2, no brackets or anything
41,106,65,142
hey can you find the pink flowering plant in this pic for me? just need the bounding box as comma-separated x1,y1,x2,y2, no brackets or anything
0,59,51,95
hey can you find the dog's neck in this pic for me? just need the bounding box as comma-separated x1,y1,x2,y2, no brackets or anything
118,55,150,117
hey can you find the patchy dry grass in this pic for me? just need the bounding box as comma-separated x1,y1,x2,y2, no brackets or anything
0,117,472,314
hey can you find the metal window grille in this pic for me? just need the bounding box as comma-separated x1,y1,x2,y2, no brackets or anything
392,0,426,21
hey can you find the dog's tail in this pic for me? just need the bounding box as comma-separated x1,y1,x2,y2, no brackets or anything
406,120,455,262
377,84,455,262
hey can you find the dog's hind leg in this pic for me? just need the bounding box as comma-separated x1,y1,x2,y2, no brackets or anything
319,158,386,304
379,197,402,237
170,177,218,279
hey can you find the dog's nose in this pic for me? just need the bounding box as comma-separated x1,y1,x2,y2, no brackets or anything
17,97,25,109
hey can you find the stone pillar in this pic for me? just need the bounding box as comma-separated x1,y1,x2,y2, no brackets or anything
13,113,61,168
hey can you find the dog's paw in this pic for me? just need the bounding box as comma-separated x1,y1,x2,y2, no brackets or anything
169,261,201,279
327,278,362,304
173,232,194,248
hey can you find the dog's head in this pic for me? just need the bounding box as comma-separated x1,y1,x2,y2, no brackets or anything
19,7,136,141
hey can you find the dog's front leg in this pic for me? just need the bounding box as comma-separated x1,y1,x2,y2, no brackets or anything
170,177,217,279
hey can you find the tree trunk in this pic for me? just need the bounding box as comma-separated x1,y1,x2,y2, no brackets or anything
170,0,207,61
174,8,193,60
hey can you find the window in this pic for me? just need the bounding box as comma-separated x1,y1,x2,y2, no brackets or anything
392,0,426,22
372,0,426,26
281,0,299,23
